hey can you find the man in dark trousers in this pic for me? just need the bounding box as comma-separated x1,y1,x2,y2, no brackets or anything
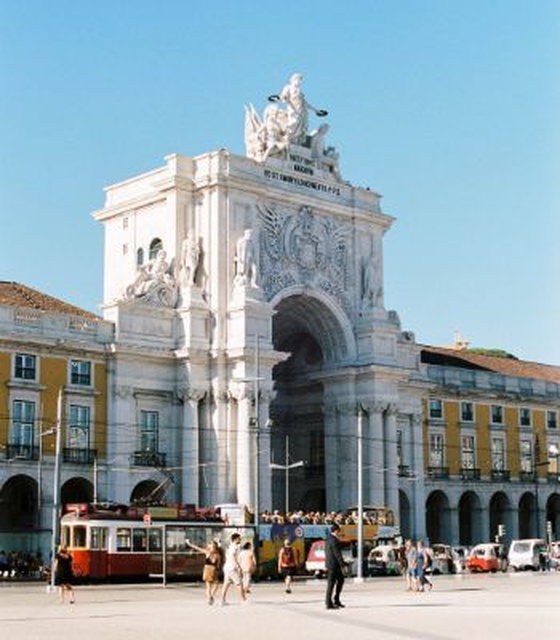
325,523,346,609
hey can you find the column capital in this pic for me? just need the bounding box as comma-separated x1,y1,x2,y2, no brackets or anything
187,388,206,403
386,403,400,417
363,400,386,415
228,383,254,402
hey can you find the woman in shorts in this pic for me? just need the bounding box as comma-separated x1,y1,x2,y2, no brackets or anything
187,538,223,605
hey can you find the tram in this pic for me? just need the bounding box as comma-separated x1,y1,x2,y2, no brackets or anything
60,503,254,581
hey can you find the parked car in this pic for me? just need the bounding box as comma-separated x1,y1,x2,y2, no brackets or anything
466,543,506,573
367,545,402,577
548,542,560,571
508,539,546,571
305,539,355,577
430,544,454,574
451,546,471,573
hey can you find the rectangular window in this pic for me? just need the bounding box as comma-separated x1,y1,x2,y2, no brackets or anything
519,408,531,427
491,438,505,470
429,399,443,420
148,528,163,552
116,528,132,552
520,440,533,473
461,402,474,423
132,529,148,552
90,527,108,550
429,433,444,467
140,411,159,452
547,411,558,430
396,430,403,466
70,360,92,386
69,405,90,449
73,526,87,548
12,400,35,445
461,435,475,469
14,353,36,380
491,405,503,425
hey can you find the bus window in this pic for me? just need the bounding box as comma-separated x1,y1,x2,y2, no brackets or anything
132,529,148,552
148,528,162,552
91,527,108,550
116,528,132,552
61,526,71,548
73,526,87,548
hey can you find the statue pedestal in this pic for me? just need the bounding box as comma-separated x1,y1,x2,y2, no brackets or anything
176,286,209,352
102,299,176,349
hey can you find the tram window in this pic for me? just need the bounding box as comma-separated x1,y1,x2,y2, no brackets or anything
116,528,132,552
73,526,87,548
148,528,162,552
166,527,188,552
61,526,71,548
132,529,148,552
91,527,108,550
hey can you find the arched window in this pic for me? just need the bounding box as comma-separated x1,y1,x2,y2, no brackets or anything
149,238,163,261
136,248,144,267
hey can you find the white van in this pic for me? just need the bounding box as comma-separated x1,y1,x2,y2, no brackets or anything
507,539,546,571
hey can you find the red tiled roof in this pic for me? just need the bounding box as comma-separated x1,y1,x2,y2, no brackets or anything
0,281,99,320
421,345,560,385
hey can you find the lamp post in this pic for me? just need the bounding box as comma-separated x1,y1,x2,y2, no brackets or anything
534,436,560,540
270,435,304,512
356,405,365,583
49,389,64,592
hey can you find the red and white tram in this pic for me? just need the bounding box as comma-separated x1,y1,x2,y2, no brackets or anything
61,504,253,581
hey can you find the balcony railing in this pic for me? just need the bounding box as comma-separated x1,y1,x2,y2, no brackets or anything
398,465,411,478
491,469,511,482
6,444,39,461
460,468,481,481
63,448,97,465
427,466,449,480
548,472,560,484
518,470,534,483
131,450,167,467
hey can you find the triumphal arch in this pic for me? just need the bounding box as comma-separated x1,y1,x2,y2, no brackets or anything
94,74,426,535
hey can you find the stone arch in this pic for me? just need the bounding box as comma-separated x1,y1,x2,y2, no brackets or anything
61,477,94,505
399,489,412,540
546,493,560,539
130,479,164,504
426,490,451,544
519,491,537,539
270,286,357,363
489,491,513,542
149,238,163,260
0,474,38,530
458,490,482,545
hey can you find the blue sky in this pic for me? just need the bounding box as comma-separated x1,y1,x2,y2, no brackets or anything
1,1,559,363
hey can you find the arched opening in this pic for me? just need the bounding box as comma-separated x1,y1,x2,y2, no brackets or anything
426,490,451,544
399,490,412,539
546,493,560,539
270,291,354,512
458,491,482,545
61,477,93,505
0,474,38,531
489,491,513,542
519,492,537,539
130,480,164,505
149,238,163,261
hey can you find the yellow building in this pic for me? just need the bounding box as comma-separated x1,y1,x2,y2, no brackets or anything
419,346,560,545
0,282,112,555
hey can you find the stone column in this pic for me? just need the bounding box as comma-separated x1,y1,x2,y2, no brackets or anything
232,384,254,508
367,402,385,507
339,401,358,508
384,404,400,521
181,388,205,505
258,391,273,512
449,507,460,546
323,397,340,511
411,413,427,540
478,503,490,542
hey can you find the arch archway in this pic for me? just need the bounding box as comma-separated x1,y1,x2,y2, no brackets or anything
546,493,560,539
519,492,537,539
0,474,38,530
270,290,355,512
130,480,163,505
399,490,412,540
426,490,451,544
489,491,513,542
459,491,482,545
61,477,94,505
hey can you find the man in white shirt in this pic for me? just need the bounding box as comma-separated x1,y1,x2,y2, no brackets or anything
220,533,247,605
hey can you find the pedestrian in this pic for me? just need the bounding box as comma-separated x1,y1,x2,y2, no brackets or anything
404,539,417,592
277,538,298,594
186,538,223,605
239,541,257,594
325,523,346,610
416,540,432,592
220,533,246,605
54,545,75,604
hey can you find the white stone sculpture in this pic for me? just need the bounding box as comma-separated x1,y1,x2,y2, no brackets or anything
126,249,178,307
360,252,382,312
277,73,324,145
180,233,202,287
234,229,259,288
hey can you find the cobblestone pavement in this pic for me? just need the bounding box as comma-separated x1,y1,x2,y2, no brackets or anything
1,572,559,640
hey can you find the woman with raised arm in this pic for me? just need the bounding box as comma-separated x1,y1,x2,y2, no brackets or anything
186,538,223,605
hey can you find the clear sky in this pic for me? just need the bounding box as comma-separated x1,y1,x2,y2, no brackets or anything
1,1,559,364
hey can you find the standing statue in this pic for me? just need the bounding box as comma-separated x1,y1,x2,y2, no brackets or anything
180,233,201,287
360,252,382,311
126,249,178,307
274,73,326,145
234,229,259,288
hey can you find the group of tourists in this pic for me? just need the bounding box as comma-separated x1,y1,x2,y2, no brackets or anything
260,509,392,526
403,539,434,592
0,550,45,579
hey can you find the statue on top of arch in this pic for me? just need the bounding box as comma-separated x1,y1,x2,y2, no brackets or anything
244,73,341,180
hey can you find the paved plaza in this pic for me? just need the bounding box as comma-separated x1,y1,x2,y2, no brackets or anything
1,573,559,640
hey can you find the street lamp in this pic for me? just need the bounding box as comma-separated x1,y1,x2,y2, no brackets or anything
534,436,559,540
270,435,304,512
